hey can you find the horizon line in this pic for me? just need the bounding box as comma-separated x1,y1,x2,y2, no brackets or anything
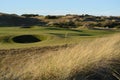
0,12,120,17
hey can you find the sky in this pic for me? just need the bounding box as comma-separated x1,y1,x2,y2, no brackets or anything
0,0,120,16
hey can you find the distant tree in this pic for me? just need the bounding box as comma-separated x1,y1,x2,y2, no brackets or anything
21,14,39,17
45,15,59,19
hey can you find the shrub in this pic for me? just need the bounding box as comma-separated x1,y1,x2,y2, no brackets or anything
45,15,60,19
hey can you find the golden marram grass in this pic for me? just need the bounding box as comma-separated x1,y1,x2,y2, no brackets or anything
0,34,120,80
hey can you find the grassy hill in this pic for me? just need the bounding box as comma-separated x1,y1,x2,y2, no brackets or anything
1,13,120,29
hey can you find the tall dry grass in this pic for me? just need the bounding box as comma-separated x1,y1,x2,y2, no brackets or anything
0,34,120,80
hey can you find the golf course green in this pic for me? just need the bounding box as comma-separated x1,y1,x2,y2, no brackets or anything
0,26,119,49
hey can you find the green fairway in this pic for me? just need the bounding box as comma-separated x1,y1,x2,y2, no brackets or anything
0,26,119,49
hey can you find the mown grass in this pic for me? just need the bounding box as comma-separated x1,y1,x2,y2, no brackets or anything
0,26,119,49
0,34,120,80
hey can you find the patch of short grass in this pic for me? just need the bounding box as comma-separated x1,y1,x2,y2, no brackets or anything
0,26,119,49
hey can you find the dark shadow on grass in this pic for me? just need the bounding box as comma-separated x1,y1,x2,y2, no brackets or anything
69,29,83,32
12,35,41,43
70,60,120,80
79,34,92,36
20,26,32,28
70,69,118,80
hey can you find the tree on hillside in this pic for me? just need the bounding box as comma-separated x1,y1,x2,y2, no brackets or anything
45,15,60,19
21,14,39,17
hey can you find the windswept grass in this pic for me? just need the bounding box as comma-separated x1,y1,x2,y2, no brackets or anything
0,34,120,80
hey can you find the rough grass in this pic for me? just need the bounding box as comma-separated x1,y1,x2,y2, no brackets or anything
0,34,120,80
